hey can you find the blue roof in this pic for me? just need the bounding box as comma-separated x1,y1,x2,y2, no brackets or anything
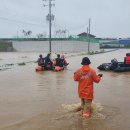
118,39,130,44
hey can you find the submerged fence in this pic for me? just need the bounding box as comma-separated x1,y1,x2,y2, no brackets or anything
68,36,99,43
0,36,100,52
0,36,100,43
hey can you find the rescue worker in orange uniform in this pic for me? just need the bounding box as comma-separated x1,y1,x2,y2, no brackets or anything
74,57,103,118
124,53,130,64
61,54,69,69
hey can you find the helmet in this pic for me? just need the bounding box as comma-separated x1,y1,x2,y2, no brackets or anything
57,54,60,58
61,54,65,59
39,54,42,57
81,57,91,65
47,53,50,57
126,53,130,56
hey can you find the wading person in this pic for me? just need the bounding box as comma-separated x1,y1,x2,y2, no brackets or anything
74,57,103,118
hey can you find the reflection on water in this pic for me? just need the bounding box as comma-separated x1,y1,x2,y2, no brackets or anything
0,49,130,130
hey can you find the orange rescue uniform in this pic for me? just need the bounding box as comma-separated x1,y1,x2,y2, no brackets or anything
124,56,130,64
74,65,101,99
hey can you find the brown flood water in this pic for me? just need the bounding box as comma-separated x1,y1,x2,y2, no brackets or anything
0,49,130,130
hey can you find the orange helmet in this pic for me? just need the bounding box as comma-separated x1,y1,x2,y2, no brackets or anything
61,54,65,59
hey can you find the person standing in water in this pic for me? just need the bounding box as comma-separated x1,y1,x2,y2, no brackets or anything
73,57,103,118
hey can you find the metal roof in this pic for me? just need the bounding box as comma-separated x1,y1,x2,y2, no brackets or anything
118,39,130,44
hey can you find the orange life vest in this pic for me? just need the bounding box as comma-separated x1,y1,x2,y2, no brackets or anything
54,66,62,71
36,65,43,71
125,56,130,64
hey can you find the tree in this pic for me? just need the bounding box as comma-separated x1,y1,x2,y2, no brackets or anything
55,29,67,38
22,30,32,38
37,33,44,38
37,33,46,38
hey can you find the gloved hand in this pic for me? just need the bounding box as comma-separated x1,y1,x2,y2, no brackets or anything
98,74,103,77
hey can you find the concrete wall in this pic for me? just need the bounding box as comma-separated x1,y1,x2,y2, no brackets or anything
13,41,99,52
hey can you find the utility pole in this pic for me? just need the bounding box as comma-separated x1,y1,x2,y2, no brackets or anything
43,0,55,53
88,18,91,53
87,27,89,53
49,0,52,53
87,18,91,53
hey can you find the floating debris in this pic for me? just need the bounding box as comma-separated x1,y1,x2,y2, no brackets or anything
17,62,26,66
5,63,14,66
0,68,11,71
26,61,35,63
34,61,37,63
21,56,27,58
88,49,117,55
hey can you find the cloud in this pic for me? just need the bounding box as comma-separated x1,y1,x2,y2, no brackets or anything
0,0,130,38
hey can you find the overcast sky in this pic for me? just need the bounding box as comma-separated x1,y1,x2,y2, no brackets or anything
0,0,130,38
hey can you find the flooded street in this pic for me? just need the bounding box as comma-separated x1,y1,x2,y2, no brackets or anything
0,49,130,130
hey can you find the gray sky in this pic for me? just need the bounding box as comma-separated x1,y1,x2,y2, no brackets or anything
0,0,130,38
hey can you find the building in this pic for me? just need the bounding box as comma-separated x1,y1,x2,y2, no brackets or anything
77,32,96,38
100,39,130,48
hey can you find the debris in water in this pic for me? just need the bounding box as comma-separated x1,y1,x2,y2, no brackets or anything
21,56,27,58
18,62,26,66
5,63,14,66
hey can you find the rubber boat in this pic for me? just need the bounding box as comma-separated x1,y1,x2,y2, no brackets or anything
97,61,130,72
35,65,67,72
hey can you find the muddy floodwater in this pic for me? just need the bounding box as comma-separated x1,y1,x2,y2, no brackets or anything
0,49,130,130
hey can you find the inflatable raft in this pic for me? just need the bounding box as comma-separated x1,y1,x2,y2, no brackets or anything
35,65,65,72
97,62,130,72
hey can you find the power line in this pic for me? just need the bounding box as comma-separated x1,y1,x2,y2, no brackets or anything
0,7,44,22
0,16,46,27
